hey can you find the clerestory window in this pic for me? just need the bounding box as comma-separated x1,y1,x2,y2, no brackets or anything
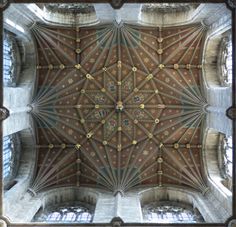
36,206,93,223
143,202,204,223
3,136,14,179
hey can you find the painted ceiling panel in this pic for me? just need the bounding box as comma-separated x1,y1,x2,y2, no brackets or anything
29,22,208,194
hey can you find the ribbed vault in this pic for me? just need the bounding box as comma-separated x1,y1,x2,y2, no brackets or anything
29,22,208,194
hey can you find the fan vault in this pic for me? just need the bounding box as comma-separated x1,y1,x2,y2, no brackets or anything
29,22,209,195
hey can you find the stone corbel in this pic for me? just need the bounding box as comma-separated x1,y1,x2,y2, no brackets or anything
110,217,124,227
110,0,124,9
0,107,9,121
226,106,236,120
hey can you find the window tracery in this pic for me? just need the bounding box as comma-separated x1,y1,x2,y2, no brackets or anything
3,31,20,87
3,136,14,179
219,36,232,86
141,3,199,13
222,136,232,178
143,202,204,223
36,205,93,223
3,34,14,85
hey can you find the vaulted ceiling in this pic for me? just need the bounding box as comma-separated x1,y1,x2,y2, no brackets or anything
29,22,209,195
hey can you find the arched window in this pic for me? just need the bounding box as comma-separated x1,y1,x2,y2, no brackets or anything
3,136,13,179
143,202,204,223
223,136,232,178
3,34,14,85
47,212,61,221
35,206,93,223
219,36,232,86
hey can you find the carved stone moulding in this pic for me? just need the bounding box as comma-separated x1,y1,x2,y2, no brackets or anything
226,106,236,120
0,107,9,121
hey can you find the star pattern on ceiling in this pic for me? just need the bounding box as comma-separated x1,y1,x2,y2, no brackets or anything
28,22,209,195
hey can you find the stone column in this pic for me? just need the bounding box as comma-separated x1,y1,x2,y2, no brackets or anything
3,87,32,136
93,192,143,223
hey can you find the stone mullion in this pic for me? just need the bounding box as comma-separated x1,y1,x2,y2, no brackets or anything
121,138,149,189
163,26,203,65
124,27,160,68
163,68,204,105
90,28,115,74
80,28,113,65
177,112,203,144
162,111,201,143
122,29,151,73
